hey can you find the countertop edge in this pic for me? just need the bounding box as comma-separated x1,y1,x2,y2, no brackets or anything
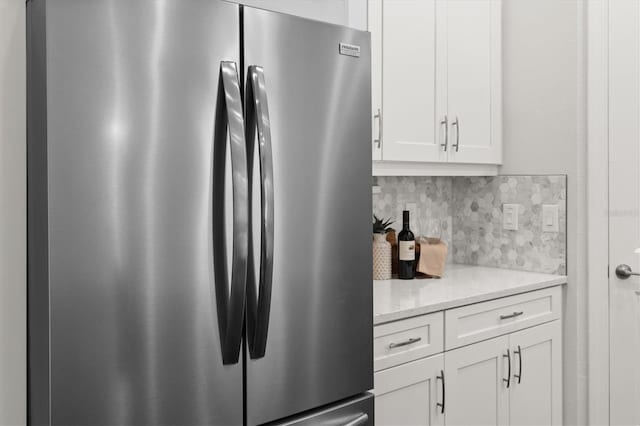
373,276,567,326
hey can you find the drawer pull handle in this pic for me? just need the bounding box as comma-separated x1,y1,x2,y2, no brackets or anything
388,337,422,349
499,311,524,320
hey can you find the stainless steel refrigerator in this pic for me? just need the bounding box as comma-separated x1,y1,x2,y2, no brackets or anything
27,1,373,425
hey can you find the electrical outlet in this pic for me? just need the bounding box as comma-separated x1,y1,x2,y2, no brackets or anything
503,204,519,230
542,204,559,232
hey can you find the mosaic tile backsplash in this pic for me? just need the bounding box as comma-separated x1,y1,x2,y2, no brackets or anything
452,176,566,274
372,176,453,250
373,175,567,275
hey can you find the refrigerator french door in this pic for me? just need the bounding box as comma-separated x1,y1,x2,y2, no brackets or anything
242,8,372,425
27,1,372,425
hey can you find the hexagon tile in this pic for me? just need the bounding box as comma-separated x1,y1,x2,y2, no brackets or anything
372,176,453,254
452,176,567,275
373,175,567,275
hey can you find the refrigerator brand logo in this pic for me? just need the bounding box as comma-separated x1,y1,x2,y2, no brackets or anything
339,43,361,58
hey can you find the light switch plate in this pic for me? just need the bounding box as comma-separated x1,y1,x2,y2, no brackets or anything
542,204,559,233
503,204,519,230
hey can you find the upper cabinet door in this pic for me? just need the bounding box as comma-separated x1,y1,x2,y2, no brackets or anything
381,0,445,162
369,0,383,160
445,0,502,164
370,0,502,172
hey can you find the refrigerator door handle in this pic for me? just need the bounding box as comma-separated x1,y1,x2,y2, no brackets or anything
212,61,249,365
245,65,274,359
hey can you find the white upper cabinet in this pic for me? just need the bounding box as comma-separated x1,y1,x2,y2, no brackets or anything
381,0,443,163
370,0,502,174
445,0,502,164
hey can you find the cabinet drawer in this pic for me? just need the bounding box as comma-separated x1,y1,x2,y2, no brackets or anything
374,312,444,371
445,287,561,350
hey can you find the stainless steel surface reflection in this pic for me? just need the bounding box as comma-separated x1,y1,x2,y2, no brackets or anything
30,1,243,424
243,8,373,425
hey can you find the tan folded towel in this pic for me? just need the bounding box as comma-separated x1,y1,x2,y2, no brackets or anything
417,237,448,278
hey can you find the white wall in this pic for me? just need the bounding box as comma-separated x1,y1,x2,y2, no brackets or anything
500,1,587,424
0,0,26,425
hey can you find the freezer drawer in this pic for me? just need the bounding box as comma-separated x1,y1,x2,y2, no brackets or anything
268,393,374,426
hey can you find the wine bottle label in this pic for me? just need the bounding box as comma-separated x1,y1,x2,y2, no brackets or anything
399,241,415,261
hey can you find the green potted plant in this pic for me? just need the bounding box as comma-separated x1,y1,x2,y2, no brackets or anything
373,215,394,280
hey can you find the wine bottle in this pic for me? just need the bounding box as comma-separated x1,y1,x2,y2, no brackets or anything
398,210,415,279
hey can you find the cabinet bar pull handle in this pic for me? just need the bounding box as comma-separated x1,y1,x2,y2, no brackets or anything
452,116,460,152
500,311,524,320
514,345,522,384
503,349,511,388
436,369,445,414
388,337,422,349
374,108,382,149
440,115,449,151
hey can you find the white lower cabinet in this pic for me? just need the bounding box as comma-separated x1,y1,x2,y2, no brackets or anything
444,322,562,426
509,321,562,426
444,335,510,426
373,287,563,426
375,354,444,426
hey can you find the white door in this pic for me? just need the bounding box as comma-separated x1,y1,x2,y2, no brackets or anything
609,1,640,424
444,335,509,426
369,0,383,161
445,0,501,164
375,354,445,426
509,322,562,426
381,0,444,162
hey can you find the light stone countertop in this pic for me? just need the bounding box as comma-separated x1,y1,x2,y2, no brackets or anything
374,264,567,325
